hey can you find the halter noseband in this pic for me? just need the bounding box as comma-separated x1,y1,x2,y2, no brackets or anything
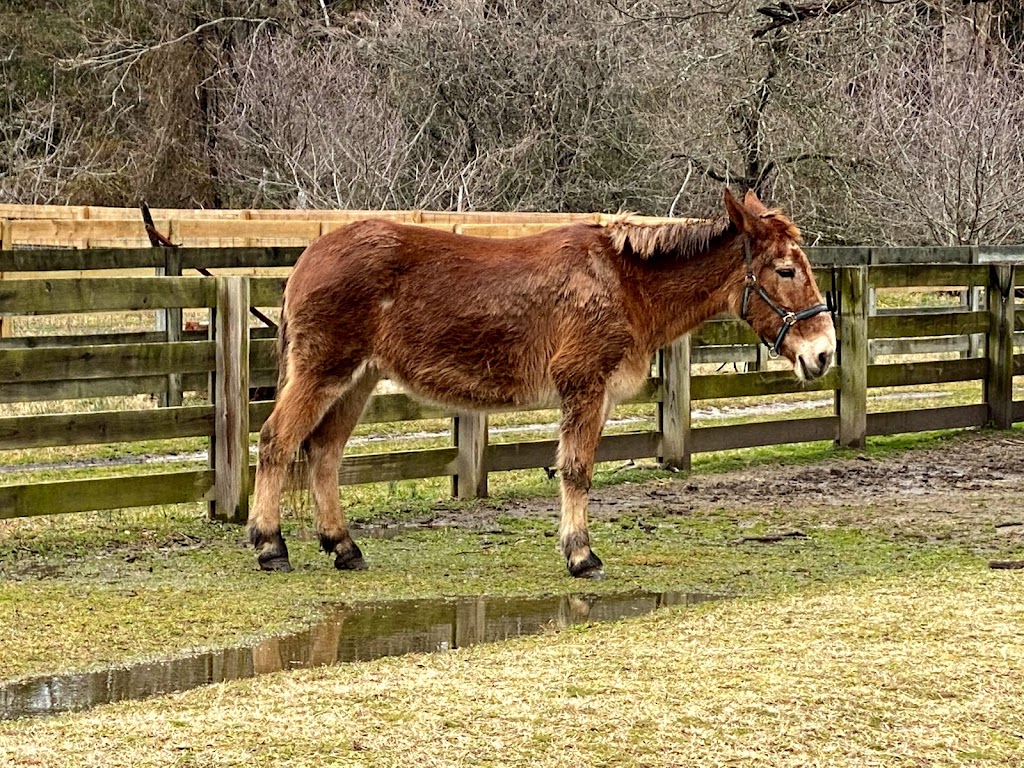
740,238,830,358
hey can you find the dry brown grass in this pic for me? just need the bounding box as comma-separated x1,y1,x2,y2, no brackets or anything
2,567,1021,767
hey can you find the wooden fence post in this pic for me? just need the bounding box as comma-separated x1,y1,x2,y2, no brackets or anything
0,219,11,339
212,276,251,523
158,249,183,407
837,265,869,449
985,264,1015,430
658,335,691,471
453,412,488,499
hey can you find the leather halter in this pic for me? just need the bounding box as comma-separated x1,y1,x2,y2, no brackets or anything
740,237,830,358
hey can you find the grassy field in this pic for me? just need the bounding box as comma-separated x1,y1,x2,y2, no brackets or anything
1,295,1022,765
1,566,1020,767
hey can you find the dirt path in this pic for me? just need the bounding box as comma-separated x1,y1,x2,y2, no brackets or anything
415,431,1024,555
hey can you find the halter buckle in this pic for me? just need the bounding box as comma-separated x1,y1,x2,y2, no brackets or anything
782,311,797,327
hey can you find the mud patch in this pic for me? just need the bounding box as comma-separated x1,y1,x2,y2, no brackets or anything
417,432,1024,554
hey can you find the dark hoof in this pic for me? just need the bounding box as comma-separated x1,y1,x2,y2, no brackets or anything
335,553,368,571
329,539,368,571
251,527,291,573
568,551,605,579
258,555,293,572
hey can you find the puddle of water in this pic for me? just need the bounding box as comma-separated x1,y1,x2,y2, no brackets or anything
0,590,719,721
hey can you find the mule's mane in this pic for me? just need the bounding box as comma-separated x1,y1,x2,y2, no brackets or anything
605,209,801,261
605,215,734,261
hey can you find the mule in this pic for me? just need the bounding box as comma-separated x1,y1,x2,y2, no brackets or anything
248,188,836,578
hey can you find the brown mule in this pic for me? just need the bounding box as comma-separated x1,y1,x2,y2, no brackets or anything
248,189,836,577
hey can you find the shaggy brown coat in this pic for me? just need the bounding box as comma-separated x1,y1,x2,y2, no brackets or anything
248,189,835,577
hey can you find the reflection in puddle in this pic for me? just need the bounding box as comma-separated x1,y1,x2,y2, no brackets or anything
1,590,719,720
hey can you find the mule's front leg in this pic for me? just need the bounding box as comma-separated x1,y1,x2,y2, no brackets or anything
557,390,609,579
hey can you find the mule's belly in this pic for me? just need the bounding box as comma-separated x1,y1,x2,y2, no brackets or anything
376,355,557,412
375,350,648,413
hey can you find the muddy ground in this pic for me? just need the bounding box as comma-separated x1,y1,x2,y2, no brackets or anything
404,431,1024,556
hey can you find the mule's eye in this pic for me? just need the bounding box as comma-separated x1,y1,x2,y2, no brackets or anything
776,267,796,279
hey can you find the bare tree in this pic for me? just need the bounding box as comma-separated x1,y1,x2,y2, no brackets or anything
3,0,1022,245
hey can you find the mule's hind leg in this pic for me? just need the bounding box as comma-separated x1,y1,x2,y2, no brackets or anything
305,367,379,570
249,375,342,572
557,387,610,579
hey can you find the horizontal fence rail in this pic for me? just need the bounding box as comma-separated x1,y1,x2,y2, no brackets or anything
0,213,1021,521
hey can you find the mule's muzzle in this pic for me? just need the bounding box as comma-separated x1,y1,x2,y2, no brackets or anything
798,349,834,381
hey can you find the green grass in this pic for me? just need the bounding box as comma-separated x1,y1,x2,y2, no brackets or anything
1,567,1020,767
0,430,1004,684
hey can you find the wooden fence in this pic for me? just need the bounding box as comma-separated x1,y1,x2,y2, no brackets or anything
0,217,1022,523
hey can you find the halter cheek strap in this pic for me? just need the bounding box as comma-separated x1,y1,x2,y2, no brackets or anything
740,238,830,358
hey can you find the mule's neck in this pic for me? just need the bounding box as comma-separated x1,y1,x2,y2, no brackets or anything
625,233,746,351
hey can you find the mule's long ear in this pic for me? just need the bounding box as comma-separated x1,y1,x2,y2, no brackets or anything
723,187,760,236
742,189,768,213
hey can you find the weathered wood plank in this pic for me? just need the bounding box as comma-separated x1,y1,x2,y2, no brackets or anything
690,417,839,453
249,392,450,431
690,319,760,347
173,219,321,247
691,345,759,365
0,405,215,449
0,470,215,519
691,368,838,400
0,341,215,384
248,377,667,433
838,266,869,448
867,358,988,388
870,337,970,357
427,210,596,225
453,223,563,238
250,338,276,371
868,311,989,339
658,337,691,470
0,277,218,314
212,277,250,523
453,413,488,499
1013,400,1024,423
9,218,164,248
0,248,165,272
279,447,459,486
0,375,206,404
805,246,869,266
870,264,988,288
869,246,975,265
977,245,1024,264
0,203,90,220
866,404,988,436
873,305,971,316
0,330,168,349
249,277,287,307
985,265,1016,429
486,432,661,473
160,249,184,408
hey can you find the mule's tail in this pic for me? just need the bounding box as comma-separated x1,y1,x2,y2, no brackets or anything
275,294,290,395
275,294,310,496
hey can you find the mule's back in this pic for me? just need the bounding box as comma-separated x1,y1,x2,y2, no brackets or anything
282,219,629,409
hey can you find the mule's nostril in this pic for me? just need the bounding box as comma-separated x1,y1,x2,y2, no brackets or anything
818,351,832,370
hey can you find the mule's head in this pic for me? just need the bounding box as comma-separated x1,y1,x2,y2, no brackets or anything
723,188,836,381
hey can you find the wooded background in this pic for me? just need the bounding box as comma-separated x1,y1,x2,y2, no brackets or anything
2,1,1022,245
